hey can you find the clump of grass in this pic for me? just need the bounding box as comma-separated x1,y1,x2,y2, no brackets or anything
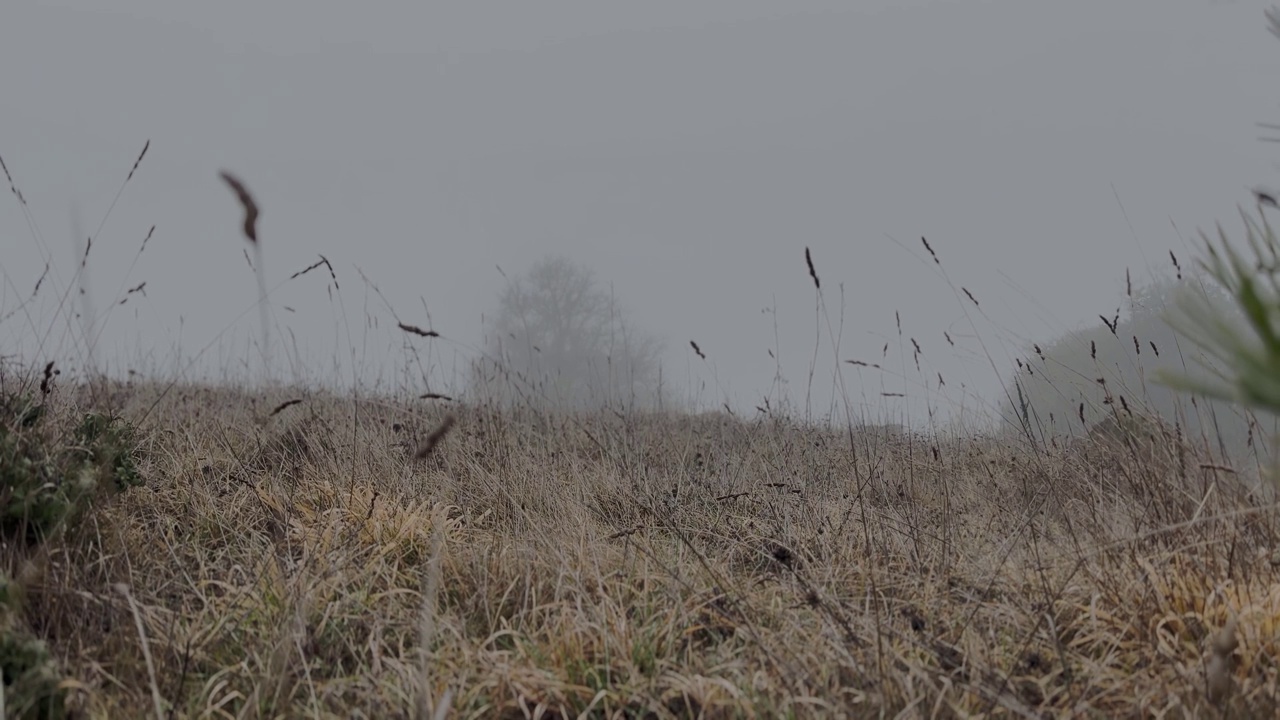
0,604,66,720
1158,204,1280,480
0,370,144,718
0,390,141,545
1160,206,1280,416
0,560,66,718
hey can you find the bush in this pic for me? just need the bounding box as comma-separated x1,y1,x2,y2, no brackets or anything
0,607,66,720
1160,211,1280,409
0,381,144,717
1159,204,1280,487
0,395,141,545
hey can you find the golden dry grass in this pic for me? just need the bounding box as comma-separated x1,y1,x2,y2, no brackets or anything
12,381,1280,719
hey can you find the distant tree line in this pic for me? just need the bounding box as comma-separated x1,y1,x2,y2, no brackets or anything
1004,272,1263,462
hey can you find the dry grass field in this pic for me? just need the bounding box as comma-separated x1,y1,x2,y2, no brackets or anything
2,152,1279,718
4,377,1279,718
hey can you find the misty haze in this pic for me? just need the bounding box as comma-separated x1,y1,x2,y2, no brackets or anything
4,1,1280,717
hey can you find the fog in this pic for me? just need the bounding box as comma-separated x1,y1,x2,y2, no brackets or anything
4,0,1280,426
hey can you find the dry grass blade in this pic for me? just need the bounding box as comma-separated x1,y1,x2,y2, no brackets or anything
1100,313,1119,336
0,154,25,204
114,583,166,719
318,255,339,287
126,140,149,182
40,361,56,395
290,255,339,288
398,323,439,338
804,247,820,289
290,258,326,279
32,264,49,297
119,282,147,306
416,513,451,720
921,236,939,264
218,170,272,381
219,171,260,243
269,398,303,417
414,415,456,459
139,224,155,253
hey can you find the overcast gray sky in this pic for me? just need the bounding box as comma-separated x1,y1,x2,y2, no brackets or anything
4,0,1280,425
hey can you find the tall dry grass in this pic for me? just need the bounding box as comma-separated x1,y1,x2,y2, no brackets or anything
2,376,1272,718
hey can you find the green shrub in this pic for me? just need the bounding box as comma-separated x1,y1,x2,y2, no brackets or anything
0,603,67,720
0,383,145,718
1159,207,1280,482
0,394,141,545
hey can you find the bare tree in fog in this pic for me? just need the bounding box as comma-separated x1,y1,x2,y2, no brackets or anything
471,255,667,412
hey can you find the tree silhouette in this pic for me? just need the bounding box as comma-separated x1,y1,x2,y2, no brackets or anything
471,255,666,411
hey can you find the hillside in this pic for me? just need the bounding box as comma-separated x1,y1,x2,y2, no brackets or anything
4,379,1277,717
